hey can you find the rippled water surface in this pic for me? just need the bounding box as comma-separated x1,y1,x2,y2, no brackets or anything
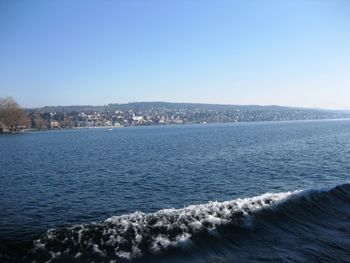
1,120,350,262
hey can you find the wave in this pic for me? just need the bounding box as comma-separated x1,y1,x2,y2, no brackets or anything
2,183,350,262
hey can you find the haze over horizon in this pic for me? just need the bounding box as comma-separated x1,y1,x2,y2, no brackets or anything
25,100,349,112
1,1,350,109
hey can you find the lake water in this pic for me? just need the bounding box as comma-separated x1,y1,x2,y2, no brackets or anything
1,120,350,262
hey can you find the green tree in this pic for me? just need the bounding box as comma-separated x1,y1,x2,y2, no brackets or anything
0,97,28,130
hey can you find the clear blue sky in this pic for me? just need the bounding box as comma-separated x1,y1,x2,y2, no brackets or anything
0,0,349,109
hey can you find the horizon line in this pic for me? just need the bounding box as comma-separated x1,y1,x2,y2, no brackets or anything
24,101,350,112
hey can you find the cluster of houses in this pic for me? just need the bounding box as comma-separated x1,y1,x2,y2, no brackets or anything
74,110,186,128
0,121,27,134
2,102,348,132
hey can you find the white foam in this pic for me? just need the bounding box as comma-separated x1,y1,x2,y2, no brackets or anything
33,190,299,261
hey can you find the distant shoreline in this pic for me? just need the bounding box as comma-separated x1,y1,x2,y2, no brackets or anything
3,117,350,135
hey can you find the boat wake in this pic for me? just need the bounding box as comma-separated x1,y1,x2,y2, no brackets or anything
1,183,350,262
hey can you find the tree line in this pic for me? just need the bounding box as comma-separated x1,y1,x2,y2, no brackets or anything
0,97,28,131
0,97,75,132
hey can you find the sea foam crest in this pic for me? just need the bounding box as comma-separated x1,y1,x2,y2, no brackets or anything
32,191,297,261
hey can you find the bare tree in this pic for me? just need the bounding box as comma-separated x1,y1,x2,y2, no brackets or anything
30,112,49,130
0,97,28,130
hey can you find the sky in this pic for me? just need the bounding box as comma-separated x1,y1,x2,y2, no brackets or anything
0,0,349,109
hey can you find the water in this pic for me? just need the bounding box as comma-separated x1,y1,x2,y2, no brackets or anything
0,120,350,262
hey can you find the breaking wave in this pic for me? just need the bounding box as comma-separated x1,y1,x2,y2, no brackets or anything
2,183,350,262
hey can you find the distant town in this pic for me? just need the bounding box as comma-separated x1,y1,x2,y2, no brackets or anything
1,99,350,133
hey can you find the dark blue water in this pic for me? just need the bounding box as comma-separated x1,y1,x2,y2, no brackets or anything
1,120,350,262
